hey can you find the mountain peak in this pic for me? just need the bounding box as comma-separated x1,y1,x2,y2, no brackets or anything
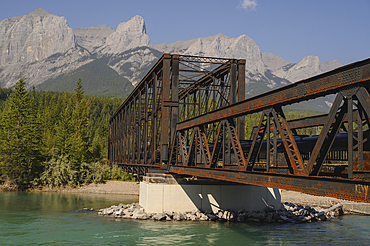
28,8,51,17
116,15,147,35
213,33,228,38
98,15,150,54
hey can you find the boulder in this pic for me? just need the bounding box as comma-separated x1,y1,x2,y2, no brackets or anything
153,213,166,221
173,213,182,221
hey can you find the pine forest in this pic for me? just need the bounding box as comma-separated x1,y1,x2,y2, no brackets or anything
0,78,138,190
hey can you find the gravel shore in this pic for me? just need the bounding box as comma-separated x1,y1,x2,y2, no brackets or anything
38,181,140,195
281,189,370,215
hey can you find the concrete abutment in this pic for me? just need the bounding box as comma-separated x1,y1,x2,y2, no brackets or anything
139,173,281,213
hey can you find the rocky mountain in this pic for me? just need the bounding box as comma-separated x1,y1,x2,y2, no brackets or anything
0,8,75,66
0,8,342,107
153,33,266,75
0,8,93,88
97,15,150,55
272,55,342,83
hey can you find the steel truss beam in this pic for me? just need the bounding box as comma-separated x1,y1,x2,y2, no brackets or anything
169,166,370,203
109,53,245,171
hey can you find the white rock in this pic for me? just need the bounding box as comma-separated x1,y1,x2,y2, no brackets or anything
98,15,150,54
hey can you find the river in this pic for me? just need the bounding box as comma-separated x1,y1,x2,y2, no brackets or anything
1,191,370,245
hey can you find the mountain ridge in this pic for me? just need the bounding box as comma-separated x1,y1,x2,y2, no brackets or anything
0,8,342,104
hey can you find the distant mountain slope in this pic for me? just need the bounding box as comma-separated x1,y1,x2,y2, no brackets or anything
36,59,133,98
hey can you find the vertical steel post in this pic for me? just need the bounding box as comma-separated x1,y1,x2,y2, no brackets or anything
198,90,201,115
132,97,136,163
124,106,127,161
272,122,277,166
266,113,270,172
238,60,246,140
127,102,131,162
121,110,125,163
137,89,142,163
205,88,209,113
348,96,353,179
151,72,157,164
161,54,171,165
193,91,197,117
229,61,238,166
213,78,217,143
144,82,149,164
222,121,226,168
186,94,190,145
356,104,364,171
171,55,179,143
230,60,237,104
118,111,122,163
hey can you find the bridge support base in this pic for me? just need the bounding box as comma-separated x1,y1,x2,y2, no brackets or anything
139,173,281,213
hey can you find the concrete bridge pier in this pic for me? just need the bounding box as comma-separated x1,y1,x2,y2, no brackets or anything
139,173,281,213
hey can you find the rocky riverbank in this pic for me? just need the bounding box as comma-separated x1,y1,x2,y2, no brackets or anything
21,180,370,216
98,201,344,223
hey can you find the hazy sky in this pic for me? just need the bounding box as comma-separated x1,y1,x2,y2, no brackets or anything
1,0,369,65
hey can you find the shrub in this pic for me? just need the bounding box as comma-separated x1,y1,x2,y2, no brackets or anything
84,162,111,183
109,164,138,182
36,155,78,188
34,157,138,188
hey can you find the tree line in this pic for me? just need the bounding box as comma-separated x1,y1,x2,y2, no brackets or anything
0,77,136,190
0,77,322,190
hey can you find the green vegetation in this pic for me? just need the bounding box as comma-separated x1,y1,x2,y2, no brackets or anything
0,77,137,190
36,59,134,98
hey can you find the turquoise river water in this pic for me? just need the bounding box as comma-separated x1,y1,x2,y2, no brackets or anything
1,191,370,245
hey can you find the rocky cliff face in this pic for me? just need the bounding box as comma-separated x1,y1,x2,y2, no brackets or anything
74,24,114,52
0,8,76,66
0,8,92,87
97,15,150,55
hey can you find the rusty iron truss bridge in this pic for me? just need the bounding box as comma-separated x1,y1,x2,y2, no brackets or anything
109,53,370,203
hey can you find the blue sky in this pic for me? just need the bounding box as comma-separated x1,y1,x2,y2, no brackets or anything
1,0,369,65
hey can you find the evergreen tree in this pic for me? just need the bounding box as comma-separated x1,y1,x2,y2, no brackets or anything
72,79,90,164
53,79,90,169
0,78,43,186
53,91,79,162
74,78,84,103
